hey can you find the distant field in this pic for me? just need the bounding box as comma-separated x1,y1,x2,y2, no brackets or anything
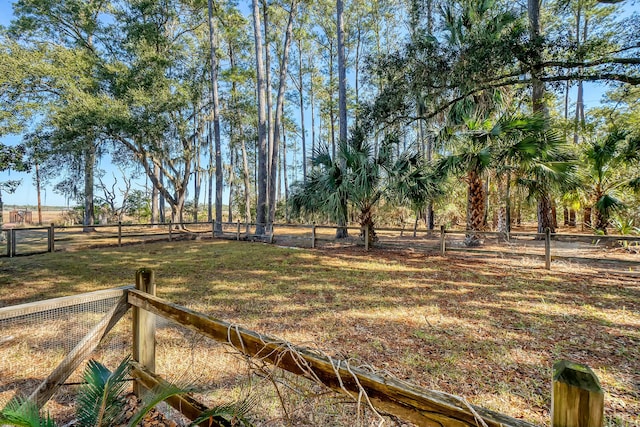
2,207,72,226
1,239,638,426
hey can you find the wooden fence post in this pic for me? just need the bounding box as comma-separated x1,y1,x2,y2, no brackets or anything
10,229,16,257
545,227,551,270
364,227,370,251
168,221,172,242
118,221,122,247
552,360,603,427
236,220,241,241
440,225,446,255
311,224,316,249
48,223,55,252
6,229,11,257
133,268,156,397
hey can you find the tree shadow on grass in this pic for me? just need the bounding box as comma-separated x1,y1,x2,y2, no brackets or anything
1,240,639,425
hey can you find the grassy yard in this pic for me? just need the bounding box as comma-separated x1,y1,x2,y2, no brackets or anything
1,239,638,426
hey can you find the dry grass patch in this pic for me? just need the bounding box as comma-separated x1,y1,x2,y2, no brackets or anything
1,239,639,426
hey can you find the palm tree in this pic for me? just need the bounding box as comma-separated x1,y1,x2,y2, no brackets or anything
579,129,640,234
495,115,577,235
290,128,440,248
436,116,495,246
437,113,575,245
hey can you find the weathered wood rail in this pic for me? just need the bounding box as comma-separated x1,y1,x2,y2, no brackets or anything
0,286,131,321
3,221,639,274
0,269,606,426
128,286,538,427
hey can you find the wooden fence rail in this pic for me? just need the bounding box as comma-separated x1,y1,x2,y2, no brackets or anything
0,271,606,427
127,287,539,427
0,286,132,321
123,268,606,427
0,286,133,407
4,220,639,268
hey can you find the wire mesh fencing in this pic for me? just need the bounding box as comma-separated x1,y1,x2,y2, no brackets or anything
0,290,395,426
0,290,132,420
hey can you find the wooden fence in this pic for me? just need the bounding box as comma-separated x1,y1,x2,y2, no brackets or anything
0,269,605,427
3,220,640,268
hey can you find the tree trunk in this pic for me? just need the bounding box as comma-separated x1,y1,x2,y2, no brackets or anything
298,39,307,182
465,168,485,246
425,134,434,232
537,193,555,234
277,139,281,205
177,188,186,225
207,113,214,222
335,0,348,239
282,104,289,222
152,164,159,225
252,0,268,235
482,178,489,228
593,203,608,234
83,145,96,232
422,0,435,230
241,137,252,231
569,209,576,226
310,58,316,161
264,1,274,202
529,0,556,235
505,171,511,232
354,23,361,125
573,6,587,145
228,147,235,223
193,105,201,223
207,0,223,233
269,0,297,227
583,206,592,229
329,41,336,159
230,45,249,229
359,208,377,248
564,79,570,140
496,174,507,234
35,161,42,225
337,0,347,146
528,0,545,116
159,170,165,223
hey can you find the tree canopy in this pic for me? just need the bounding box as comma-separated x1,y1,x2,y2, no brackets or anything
0,0,638,237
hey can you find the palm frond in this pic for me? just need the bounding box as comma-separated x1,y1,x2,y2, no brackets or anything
77,356,131,427
0,397,56,427
621,134,640,162
127,382,197,427
629,176,640,191
189,396,257,427
435,153,465,177
310,144,333,169
595,193,625,216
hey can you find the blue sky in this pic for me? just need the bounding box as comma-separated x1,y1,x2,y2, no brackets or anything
0,0,622,208
0,1,11,25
